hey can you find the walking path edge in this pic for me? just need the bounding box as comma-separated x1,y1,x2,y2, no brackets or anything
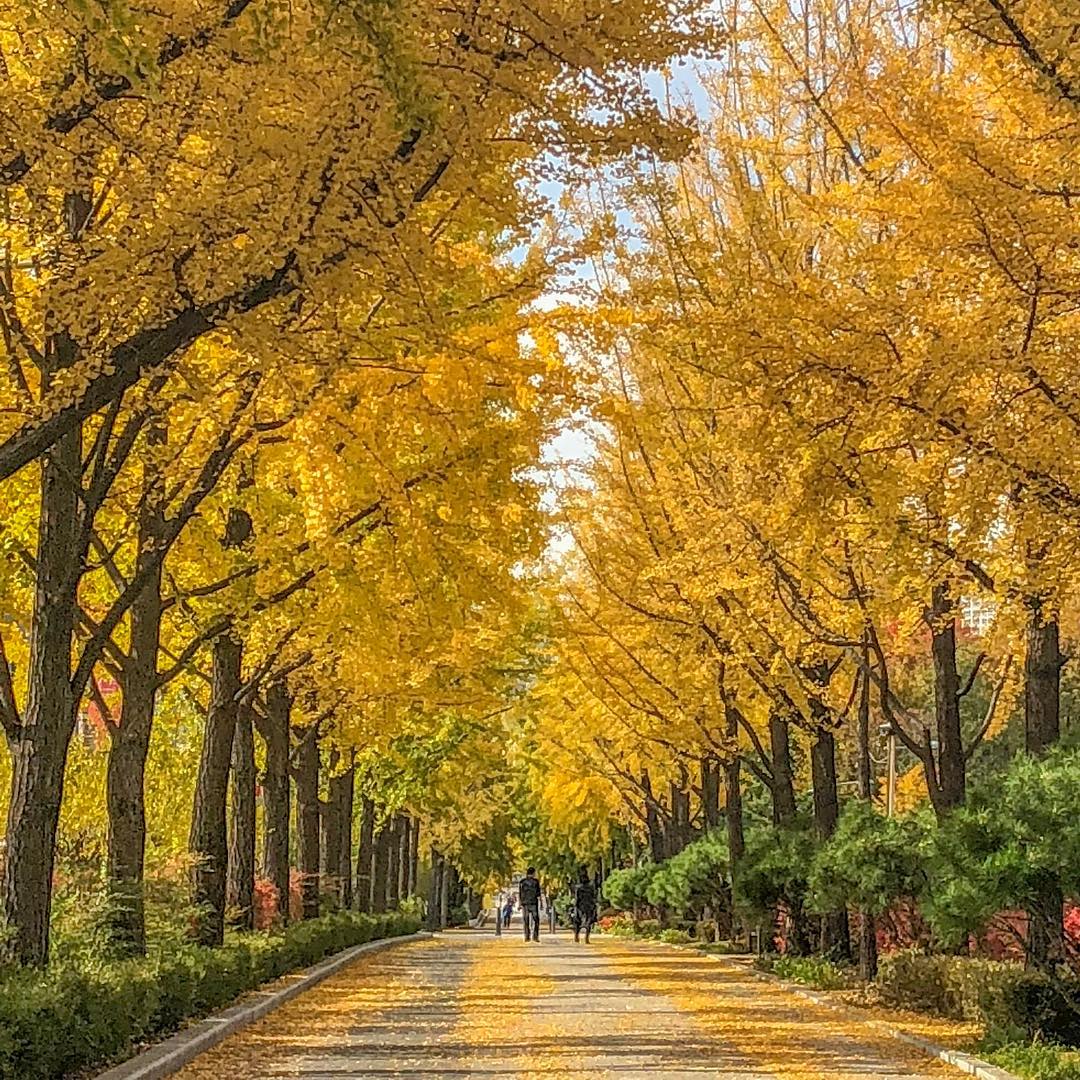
633,940,1019,1080
94,930,433,1080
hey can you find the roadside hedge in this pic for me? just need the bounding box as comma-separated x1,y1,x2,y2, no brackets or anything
878,951,1080,1045
0,910,420,1080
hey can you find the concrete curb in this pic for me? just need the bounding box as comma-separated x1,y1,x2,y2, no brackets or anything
617,938,1020,1080
96,931,433,1080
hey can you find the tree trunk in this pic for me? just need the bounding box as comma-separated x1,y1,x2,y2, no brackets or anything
227,702,256,930
701,757,721,831
856,660,878,980
427,848,442,931
396,815,409,901
294,727,320,920
1024,599,1064,971
189,506,252,946
355,796,375,912
320,754,342,909
642,771,666,861
723,698,746,865
811,728,850,959
189,633,242,946
1025,601,1062,756
386,816,401,910
407,818,420,897
928,582,965,815
371,819,390,914
670,779,691,854
1,307,86,967
105,424,165,954
439,859,451,928
260,681,291,926
768,711,797,825
337,764,354,910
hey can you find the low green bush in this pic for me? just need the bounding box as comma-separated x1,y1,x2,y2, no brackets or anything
635,918,662,939
983,1043,1080,1080
658,928,693,946
0,910,420,1080
695,940,747,955
771,955,851,990
875,949,1080,1046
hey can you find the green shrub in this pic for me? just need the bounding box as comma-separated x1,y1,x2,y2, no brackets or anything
659,928,693,945
876,951,1035,1029
0,911,419,1080
771,955,851,990
603,864,656,911
696,940,747,955
646,833,729,918
808,801,928,916
635,918,662,939
983,1043,1080,1080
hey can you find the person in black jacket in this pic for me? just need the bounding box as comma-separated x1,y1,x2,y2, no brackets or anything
518,867,542,941
572,866,598,944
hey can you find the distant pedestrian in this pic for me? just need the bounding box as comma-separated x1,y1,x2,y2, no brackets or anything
502,895,514,929
519,867,541,941
572,866,598,944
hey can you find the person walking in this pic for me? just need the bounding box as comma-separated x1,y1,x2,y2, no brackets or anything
502,894,515,929
519,867,542,941
572,866,598,944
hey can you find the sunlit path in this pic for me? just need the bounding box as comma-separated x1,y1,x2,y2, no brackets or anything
172,931,957,1079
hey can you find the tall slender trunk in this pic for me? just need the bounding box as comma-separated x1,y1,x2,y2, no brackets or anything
320,753,342,909
190,634,242,946
396,815,409,901
337,764,354,910
355,796,375,912
723,698,745,865
407,818,420,897
386,816,401,910
190,507,251,946
928,582,965,815
227,702,256,929
260,681,290,925
768,711,797,825
1025,600,1062,756
642,771,665,861
2,388,81,967
371,819,390,914
769,710,808,955
856,661,878,980
427,848,442,931
294,727,320,920
1024,598,1064,971
811,728,850,959
670,779,691,853
439,860,451,928
701,757,721,831
2,193,91,966
105,424,165,954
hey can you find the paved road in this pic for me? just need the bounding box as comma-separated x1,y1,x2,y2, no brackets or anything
173,930,956,1079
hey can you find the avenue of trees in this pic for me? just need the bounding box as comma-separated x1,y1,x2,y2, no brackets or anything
0,0,715,971
526,0,1080,991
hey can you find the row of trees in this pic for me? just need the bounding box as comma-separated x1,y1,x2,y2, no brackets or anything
0,0,715,966
528,0,1080,977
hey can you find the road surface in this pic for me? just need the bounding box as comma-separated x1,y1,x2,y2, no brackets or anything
173,930,957,1078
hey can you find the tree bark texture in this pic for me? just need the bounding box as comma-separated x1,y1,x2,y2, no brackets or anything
1,290,87,967
928,582,965,815
427,848,442,931
768,711,797,825
1025,600,1062,756
337,765,354,910
407,817,420,897
701,757,721,830
227,702,256,930
386,816,401,910
189,633,242,946
105,425,166,954
371,819,390,914
295,727,321,920
260,681,291,925
355,796,375,912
